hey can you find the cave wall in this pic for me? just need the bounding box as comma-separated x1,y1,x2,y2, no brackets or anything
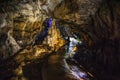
89,0,120,72
73,0,120,79
0,0,64,59
0,0,66,79
54,0,120,79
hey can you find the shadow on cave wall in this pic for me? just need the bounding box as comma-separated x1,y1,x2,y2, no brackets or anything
73,0,120,80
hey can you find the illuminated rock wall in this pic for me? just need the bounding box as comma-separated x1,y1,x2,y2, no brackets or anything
0,0,64,59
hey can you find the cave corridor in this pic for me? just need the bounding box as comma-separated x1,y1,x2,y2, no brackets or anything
0,0,120,80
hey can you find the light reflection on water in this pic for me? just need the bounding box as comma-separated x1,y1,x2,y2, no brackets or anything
70,65,87,79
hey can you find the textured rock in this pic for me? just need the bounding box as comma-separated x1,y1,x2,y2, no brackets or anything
0,1,67,80
0,0,65,60
54,0,102,25
73,0,120,79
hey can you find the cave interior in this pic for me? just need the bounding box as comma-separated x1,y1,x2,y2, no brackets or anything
0,0,120,80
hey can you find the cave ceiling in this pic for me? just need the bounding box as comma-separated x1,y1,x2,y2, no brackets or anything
0,0,103,60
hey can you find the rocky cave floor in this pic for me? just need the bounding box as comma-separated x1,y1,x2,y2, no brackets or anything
0,47,120,80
